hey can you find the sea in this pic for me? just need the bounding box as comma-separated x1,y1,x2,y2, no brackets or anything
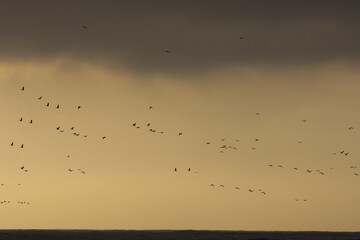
0,230,360,240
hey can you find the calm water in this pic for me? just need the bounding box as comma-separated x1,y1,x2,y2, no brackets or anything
0,230,360,240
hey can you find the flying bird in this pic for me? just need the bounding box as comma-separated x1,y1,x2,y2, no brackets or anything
239,36,245,39
68,169,73,172
56,127,60,130
248,189,254,192
56,105,60,109
77,106,81,109
21,86,24,91
188,168,191,172
82,25,87,29
38,96,42,100
235,187,240,190
70,127,74,130
10,142,14,146
165,50,171,53
20,144,24,148
149,106,153,109
219,185,224,187
29,120,32,124
19,117,23,122
302,120,307,122
174,168,177,172
46,102,49,107
102,136,106,139
210,184,214,187
147,123,151,126
178,133,183,136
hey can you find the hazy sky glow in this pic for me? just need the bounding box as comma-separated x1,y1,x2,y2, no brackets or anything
1,0,360,231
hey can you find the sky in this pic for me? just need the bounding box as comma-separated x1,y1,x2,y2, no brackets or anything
1,0,360,231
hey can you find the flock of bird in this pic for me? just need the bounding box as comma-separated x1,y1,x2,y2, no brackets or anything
2,26,359,210
1,85,103,206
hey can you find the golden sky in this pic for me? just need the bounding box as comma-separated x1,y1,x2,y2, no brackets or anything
1,0,360,231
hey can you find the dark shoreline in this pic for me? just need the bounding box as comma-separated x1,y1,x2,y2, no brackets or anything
1,230,360,240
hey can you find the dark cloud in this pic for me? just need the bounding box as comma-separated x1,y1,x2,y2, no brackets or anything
1,0,360,76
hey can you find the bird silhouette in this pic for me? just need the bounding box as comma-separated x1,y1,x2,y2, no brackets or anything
210,184,214,187
20,144,24,148
149,106,153,109
165,50,170,53
102,136,106,139
46,102,49,107
56,104,60,109
235,187,240,190
239,36,245,39
10,142,14,146
20,166,24,170
82,25,87,29
219,185,224,187
178,133,183,136
174,168,177,172
293,167,298,170
38,96,42,100
302,120,307,122
132,123,136,127
248,189,254,192
147,123,151,126
56,127,60,130
268,164,273,167
21,86,24,91
70,127,74,130
29,120,32,124
188,168,191,171
77,106,81,109
261,192,266,195
348,127,354,130
19,117,23,122
278,165,283,168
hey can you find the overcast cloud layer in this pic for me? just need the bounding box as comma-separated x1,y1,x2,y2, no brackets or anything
1,0,360,75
